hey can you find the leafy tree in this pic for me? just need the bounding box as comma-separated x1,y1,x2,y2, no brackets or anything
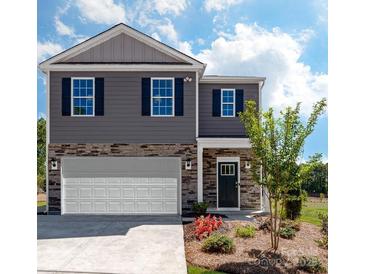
37,118,46,191
300,153,328,195
239,98,326,250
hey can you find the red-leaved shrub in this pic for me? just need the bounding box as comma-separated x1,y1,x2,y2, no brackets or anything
194,214,223,240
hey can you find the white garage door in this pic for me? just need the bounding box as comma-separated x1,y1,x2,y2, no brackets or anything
61,157,180,215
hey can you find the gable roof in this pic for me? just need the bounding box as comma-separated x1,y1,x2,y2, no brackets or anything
39,23,205,72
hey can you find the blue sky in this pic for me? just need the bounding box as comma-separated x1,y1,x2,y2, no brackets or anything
37,0,328,161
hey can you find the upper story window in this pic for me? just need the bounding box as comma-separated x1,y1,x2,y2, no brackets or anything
151,78,174,116
72,78,94,116
221,89,235,117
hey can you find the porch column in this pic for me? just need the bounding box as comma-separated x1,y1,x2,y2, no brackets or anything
197,144,203,202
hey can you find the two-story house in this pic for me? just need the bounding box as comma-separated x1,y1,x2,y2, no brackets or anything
39,23,266,215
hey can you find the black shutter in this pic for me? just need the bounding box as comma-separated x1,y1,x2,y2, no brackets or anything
95,78,104,116
62,78,71,116
212,89,221,117
235,89,244,116
141,78,151,116
174,78,184,116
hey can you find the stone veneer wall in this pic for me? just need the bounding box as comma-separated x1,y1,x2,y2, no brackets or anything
48,143,197,213
203,148,261,209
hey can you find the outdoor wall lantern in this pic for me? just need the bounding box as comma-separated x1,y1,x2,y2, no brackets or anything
50,159,58,170
184,76,192,82
185,159,192,170
245,161,251,169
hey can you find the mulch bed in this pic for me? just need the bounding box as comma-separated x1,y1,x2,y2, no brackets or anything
184,218,328,274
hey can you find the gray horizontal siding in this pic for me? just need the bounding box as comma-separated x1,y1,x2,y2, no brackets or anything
62,33,186,64
198,83,259,137
50,71,196,144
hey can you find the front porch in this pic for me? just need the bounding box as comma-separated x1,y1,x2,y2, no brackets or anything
196,138,267,212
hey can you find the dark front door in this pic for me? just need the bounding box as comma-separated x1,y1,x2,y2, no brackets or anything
218,162,238,208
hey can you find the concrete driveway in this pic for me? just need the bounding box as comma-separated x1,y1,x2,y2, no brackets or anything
38,215,187,274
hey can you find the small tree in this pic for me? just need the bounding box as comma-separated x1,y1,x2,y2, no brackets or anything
239,98,326,250
37,118,46,191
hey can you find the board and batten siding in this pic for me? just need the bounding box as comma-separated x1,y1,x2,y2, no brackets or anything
198,83,259,137
50,71,196,144
62,33,185,64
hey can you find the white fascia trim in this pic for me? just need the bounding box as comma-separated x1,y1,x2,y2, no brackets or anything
195,71,199,138
39,24,204,70
40,64,203,72
200,76,266,84
196,138,251,148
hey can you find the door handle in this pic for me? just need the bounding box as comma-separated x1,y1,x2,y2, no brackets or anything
235,181,240,188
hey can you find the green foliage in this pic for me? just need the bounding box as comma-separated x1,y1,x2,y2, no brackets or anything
318,212,328,234
202,233,235,254
300,199,328,226
239,98,327,250
280,219,301,231
37,118,46,191
279,226,296,239
187,265,227,274
316,235,328,249
284,188,306,220
298,256,326,273
192,202,209,215
300,153,328,195
235,225,256,238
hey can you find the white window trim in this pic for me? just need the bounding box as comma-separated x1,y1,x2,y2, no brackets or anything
150,77,175,117
71,77,95,117
221,88,235,117
221,163,235,176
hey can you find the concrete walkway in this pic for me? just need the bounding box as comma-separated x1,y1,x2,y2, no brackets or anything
38,215,187,274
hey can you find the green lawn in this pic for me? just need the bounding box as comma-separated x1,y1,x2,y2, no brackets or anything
187,266,226,274
300,197,328,226
37,201,46,207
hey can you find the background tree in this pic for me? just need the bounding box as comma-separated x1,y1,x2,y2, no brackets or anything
239,98,326,251
300,153,328,195
37,118,46,191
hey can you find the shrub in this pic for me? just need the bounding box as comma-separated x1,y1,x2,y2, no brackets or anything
235,225,256,238
202,233,235,254
318,212,328,234
319,193,325,202
194,214,223,240
316,235,328,249
279,226,296,239
280,219,301,231
298,256,326,273
284,188,305,220
192,202,209,216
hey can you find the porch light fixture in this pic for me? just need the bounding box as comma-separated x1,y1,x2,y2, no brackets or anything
184,76,192,82
185,159,192,170
245,161,251,169
50,159,58,170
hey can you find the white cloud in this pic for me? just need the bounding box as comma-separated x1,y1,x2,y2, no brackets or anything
196,38,205,45
157,21,178,44
75,0,126,25
37,41,63,62
204,0,243,12
154,0,188,15
195,23,328,116
54,17,75,36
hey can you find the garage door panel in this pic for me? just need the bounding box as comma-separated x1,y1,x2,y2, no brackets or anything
123,200,135,212
64,201,78,213
94,187,107,198
108,187,121,198
94,201,107,212
79,188,92,198
79,201,93,212
65,188,79,199
136,201,150,212
62,157,180,214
